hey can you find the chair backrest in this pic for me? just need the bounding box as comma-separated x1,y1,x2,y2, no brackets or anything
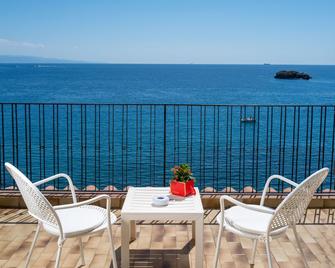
270,168,329,232
5,163,60,228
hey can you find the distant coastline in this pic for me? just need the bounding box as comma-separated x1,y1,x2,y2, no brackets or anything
0,55,334,66
0,55,85,64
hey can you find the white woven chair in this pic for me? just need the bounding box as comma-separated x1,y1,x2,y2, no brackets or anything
213,168,329,268
5,162,118,268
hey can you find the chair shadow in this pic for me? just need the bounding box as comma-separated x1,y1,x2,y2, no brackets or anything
112,239,194,267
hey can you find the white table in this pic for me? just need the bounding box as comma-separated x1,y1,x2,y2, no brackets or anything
121,187,204,268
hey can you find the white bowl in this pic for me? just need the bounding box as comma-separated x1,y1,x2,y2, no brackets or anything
152,195,169,206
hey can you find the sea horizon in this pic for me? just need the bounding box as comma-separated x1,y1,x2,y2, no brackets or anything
1,62,335,66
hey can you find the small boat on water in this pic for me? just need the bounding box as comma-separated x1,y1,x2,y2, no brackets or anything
241,116,256,123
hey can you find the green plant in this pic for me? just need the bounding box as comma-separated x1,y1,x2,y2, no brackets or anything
171,164,194,182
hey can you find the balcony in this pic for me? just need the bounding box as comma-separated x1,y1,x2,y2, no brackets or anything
0,103,334,267
0,207,334,267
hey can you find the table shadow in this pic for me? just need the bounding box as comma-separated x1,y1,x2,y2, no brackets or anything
112,239,194,267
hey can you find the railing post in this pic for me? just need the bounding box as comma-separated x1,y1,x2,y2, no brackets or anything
163,105,167,187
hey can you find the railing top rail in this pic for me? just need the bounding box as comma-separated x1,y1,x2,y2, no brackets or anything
0,102,334,107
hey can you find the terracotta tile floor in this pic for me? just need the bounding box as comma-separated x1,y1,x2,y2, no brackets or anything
0,209,334,267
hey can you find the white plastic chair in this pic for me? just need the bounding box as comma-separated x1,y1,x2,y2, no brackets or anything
213,168,329,268
5,162,118,268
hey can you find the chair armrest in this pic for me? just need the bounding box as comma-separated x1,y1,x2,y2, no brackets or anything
220,195,274,215
34,173,77,203
53,194,110,210
260,175,299,206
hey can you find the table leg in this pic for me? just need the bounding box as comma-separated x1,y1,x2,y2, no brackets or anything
192,221,196,239
121,219,130,268
195,217,204,268
130,220,136,241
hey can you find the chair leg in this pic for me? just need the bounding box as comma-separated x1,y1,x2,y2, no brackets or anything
25,223,41,268
213,223,224,268
79,237,85,266
265,237,273,268
55,239,63,268
107,225,118,268
251,239,258,265
292,224,309,268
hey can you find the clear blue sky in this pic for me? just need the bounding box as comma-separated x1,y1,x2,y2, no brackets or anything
0,0,334,64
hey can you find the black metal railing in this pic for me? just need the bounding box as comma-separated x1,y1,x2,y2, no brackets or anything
0,103,334,193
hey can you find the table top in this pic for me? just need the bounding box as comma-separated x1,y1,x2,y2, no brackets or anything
121,187,204,221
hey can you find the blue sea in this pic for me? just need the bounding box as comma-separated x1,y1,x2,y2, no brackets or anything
0,64,335,104
0,64,334,191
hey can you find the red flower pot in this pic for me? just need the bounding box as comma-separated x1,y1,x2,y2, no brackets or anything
170,179,196,197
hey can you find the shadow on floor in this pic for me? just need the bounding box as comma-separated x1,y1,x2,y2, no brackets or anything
112,239,194,267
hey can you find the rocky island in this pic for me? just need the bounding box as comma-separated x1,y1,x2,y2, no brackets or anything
274,70,311,80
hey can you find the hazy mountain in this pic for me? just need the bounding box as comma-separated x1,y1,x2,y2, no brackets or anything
0,55,85,63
